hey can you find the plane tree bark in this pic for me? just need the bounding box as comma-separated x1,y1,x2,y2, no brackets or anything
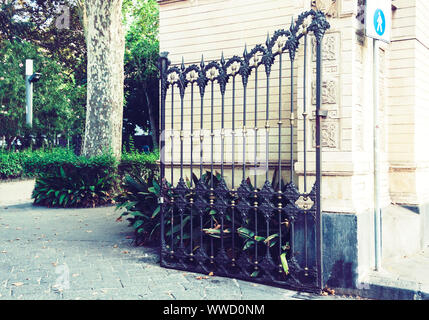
81,0,125,159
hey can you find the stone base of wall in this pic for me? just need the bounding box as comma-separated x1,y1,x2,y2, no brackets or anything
401,203,429,248
322,211,359,289
323,204,425,291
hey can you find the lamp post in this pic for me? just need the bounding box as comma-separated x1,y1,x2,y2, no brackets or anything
25,59,42,128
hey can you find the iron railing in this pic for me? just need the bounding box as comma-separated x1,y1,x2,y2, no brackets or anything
157,10,330,293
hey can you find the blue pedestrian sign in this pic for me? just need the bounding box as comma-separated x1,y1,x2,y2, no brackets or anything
374,9,386,36
365,0,391,43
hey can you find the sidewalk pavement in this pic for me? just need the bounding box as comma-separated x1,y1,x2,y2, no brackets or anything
0,192,351,300
348,248,429,300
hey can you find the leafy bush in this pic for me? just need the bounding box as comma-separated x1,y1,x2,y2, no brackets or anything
0,150,25,179
32,153,119,208
119,149,159,178
0,148,75,180
115,171,220,246
0,147,160,208
115,172,162,245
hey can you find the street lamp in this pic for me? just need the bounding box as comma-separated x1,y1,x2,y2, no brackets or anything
25,59,42,128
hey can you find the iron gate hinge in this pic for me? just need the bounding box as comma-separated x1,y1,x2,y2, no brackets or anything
316,109,329,118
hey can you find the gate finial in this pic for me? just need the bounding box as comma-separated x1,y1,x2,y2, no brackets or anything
181,56,185,72
200,54,205,70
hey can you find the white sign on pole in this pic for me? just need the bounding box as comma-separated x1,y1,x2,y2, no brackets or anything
25,59,33,76
365,0,392,43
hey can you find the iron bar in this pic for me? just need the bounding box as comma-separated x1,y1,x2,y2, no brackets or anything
232,74,237,264
254,64,259,268
210,78,215,264
158,53,168,264
278,47,283,271
315,35,324,291
254,67,258,188
290,59,295,184
190,81,195,256
242,45,248,181
190,83,194,187
200,56,205,178
265,72,270,183
303,33,309,275
171,86,174,185
210,80,214,189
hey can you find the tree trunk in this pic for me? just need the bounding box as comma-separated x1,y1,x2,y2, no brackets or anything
145,89,158,150
82,0,124,160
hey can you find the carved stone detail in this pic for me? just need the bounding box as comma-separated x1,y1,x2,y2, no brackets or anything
313,121,339,149
312,33,339,62
311,0,338,18
312,79,337,105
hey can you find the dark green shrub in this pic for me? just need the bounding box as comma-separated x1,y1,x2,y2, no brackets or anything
0,150,25,179
32,154,119,208
115,171,162,245
115,171,218,246
118,149,159,178
23,148,77,177
0,148,76,180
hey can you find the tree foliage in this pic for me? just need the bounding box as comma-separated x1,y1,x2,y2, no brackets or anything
122,0,159,149
0,0,87,83
0,39,85,149
0,0,160,152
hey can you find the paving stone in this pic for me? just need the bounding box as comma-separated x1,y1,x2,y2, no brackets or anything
0,201,351,300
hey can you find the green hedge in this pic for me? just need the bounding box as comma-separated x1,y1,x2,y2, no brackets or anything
1,148,159,208
119,150,159,179
0,148,76,180
32,153,120,208
0,148,159,180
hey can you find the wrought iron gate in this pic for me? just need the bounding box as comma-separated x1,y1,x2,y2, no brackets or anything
157,10,330,293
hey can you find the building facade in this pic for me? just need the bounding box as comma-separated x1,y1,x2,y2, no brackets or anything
157,0,429,290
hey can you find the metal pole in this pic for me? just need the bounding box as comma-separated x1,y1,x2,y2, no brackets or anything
315,38,324,291
158,52,169,266
373,38,382,271
25,59,33,128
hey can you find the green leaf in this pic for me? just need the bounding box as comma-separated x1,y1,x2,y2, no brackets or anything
133,220,143,229
152,179,160,194
250,270,259,277
280,253,289,275
264,233,279,245
243,240,255,250
59,193,66,205
60,167,66,179
237,227,255,239
166,216,191,236
151,205,160,219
